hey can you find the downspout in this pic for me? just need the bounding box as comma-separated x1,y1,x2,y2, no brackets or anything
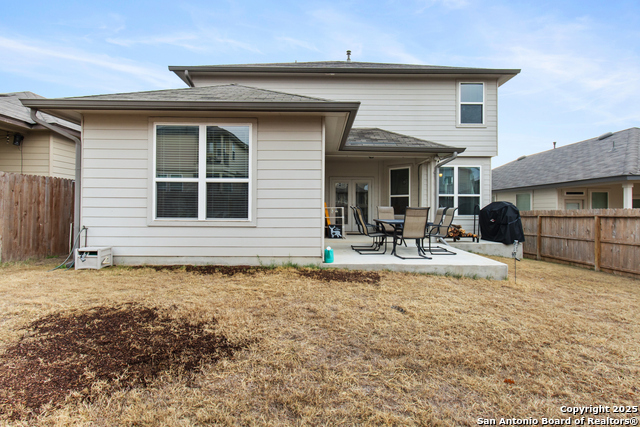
433,152,458,211
29,108,82,239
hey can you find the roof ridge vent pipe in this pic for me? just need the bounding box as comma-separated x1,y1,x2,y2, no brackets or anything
29,108,82,239
598,132,613,140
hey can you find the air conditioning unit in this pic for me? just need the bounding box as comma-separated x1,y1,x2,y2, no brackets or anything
75,247,113,270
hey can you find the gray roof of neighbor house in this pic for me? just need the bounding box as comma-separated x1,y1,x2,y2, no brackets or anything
492,128,640,191
0,91,80,132
346,128,465,154
169,61,520,87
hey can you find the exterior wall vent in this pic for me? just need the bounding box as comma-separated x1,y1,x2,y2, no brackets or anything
565,190,585,196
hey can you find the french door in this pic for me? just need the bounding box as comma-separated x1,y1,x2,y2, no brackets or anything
330,178,372,233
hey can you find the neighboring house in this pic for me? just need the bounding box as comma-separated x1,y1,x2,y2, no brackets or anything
21,59,519,265
492,128,640,211
0,92,79,179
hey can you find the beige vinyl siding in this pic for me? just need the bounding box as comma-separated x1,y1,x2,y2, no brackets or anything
0,130,50,176
494,188,559,210
81,113,324,263
532,188,559,210
51,134,76,179
494,191,517,205
192,75,498,157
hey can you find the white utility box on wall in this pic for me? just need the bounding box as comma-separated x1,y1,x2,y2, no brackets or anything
75,247,113,270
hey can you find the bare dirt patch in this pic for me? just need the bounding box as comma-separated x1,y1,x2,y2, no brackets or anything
131,265,381,284
296,268,380,284
132,264,268,276
0,304,248,420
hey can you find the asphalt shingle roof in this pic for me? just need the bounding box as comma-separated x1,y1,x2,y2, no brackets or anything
0,92,80,131
170,61,519,74
346,128,464,153
60,84,334,103
492,128,640,191
183,61,470,70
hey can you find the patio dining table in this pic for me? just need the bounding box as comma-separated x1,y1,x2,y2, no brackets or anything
373,218,404,256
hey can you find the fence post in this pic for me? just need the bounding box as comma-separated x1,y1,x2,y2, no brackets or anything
536,215,542,260
594,215,601,272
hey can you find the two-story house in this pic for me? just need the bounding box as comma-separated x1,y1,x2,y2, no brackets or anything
20,59,519,266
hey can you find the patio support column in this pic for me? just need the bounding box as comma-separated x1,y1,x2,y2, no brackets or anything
622,183,634,209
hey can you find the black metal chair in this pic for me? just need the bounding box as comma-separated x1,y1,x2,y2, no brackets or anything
350,206,388,254
394,207,430,260
424,207,457,255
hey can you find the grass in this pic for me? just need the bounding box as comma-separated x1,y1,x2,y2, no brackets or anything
0,256,638,426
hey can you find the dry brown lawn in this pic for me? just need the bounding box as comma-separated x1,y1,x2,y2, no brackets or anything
0,257,638,426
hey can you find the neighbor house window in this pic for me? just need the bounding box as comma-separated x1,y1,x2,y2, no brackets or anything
390,167,410,215
516,193,531,211
155,123,251,220
459,82,484,125
439,166,480,215
591,192,608,209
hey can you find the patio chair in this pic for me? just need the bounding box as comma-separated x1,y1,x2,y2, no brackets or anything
378,206,406,246
350,206,388,254
431,207,448,230
424,207,457,255
394,207,430,260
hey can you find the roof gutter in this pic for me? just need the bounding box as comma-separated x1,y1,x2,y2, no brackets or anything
434,152,459,212
169,65,521,75
29,108,82,239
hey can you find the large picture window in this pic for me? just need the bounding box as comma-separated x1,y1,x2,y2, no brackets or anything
390,167,410,215
438,166,480,215
459,82,484,125
155,123,251,220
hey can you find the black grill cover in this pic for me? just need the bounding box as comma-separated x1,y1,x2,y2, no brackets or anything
479,202,525,244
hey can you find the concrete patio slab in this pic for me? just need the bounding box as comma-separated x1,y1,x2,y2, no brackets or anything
450,240,523,259
324,235,508,280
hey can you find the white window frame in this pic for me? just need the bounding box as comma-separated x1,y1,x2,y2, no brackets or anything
148,118,257,227
389,166,411,213
438,165,482,216
457,81,485,127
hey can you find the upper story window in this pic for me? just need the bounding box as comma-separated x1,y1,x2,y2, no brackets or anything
438,166,480,215
154,123,251,220
459,82,484,125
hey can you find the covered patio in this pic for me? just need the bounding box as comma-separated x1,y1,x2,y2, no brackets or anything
324,234,508,279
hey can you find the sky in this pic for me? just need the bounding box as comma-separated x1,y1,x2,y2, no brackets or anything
1,0,639,167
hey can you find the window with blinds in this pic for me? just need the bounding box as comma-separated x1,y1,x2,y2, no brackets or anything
155,123,251,220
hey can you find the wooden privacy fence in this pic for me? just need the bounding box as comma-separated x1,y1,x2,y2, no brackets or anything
520,209,640,278
0,172,74,262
